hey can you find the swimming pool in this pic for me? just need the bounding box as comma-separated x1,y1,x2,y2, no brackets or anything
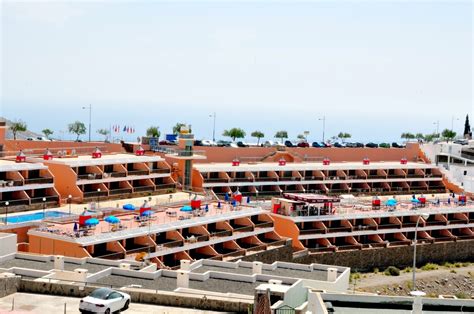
0,211,71,224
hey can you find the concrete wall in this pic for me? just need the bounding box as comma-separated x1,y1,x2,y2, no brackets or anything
294,240,474,271
0,275,20,298
19,280,252,313
0,233,17,257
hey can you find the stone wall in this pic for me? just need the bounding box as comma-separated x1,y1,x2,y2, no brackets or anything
237,241,294,263
19,280,252,313
0,275,20,298
293,240,474,272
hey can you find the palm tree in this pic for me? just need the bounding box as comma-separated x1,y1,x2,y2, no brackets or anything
274,130,288,142
42,128,53,140
441,129,456,142
251,131,264,145
68,121,86,141
146,126,160,138
97,128,110,142
223,128,246,141
10,120,27,140
337,132,351,143
401,132,415,142
173,123,190,135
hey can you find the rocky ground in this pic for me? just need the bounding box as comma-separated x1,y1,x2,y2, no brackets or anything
352,263,474,299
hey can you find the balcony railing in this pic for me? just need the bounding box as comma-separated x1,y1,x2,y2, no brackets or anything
109,188,133,196
77,173,102,180
24,177,54,185
326,227,352,233
210,230,232,237
407,174,425,178
280,177,302,181
128,170,149,176
231,178,255,182
299,229,326,235
232,225,254,233
254,222,273,228
155,184,176,190
387,175,406,178
204,178,230,183
133,186,154,193
83,191,108,197
1,199,30,206
110,172,127,178
256,177,278,182
162,240,183,248
0,180,24,187
150,168,170,174
30,195,59,204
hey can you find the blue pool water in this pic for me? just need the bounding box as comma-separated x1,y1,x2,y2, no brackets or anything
0,211,71,224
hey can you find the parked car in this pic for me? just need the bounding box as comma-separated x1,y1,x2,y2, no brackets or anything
297,141,309,147
312,142,322,148
284,140,295,147
453,139,468,145
194,140,203,146
79,288,130,314
217,140,231,147
379,142,390,148
345,142,356,148
321,142,332,148
333,142,344,148
365,142,379,148
237,141,249,147
26,137,36,141
229,142,239,148
355,142,364,148
391,142,405,148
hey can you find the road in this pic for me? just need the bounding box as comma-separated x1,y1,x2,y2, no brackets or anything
0,293,228,314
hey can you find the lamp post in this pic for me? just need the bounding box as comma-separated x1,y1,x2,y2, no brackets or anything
82,104,92,142
209,112,216,142
68,195,72,215
433,121,439,137
97,188,101,210
4,201,9,225
318,116,326,143
42,197,47,219
412,213,429,291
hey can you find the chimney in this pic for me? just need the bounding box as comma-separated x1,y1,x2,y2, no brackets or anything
180,259,191,271
252,261,263,275
54,255,64,270
177,270,189,288
327,267,338,282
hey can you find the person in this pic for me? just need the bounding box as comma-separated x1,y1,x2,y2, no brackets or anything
448,197,451,205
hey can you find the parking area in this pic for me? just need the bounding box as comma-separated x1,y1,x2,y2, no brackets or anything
0,293,228,314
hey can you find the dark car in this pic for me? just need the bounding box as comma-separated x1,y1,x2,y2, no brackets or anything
237,141,249,147
391,142,405,148
365,142,378,148
345,142,356,148
194,140,203,146
333,142,344,148
297,142,309,147
284,140,295,147
312,142,322,148
355,142,364,148
217,140,231,147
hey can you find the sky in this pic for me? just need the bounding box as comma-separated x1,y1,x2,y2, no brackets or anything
1,0,472,142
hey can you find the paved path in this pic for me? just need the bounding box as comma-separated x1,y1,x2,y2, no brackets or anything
0,293,227,314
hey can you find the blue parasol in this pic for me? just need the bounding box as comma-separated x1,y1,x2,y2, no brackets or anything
411,199,420,203
105,216,120,224
224,193,229,201
123,204,136,210
385,199,397,206
85,218,99,226
141,210,153,216
180,205,193,212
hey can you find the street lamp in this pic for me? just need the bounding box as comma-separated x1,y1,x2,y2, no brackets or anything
412,213,429,291
433,121,439,138
42,197,47,219
82,104,92,142
68,195,72,215
318,116,326,143
97,188,101,209
209,112,216,142
4,201,9,225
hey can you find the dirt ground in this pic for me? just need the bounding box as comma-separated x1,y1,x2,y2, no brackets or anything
352,264,474,299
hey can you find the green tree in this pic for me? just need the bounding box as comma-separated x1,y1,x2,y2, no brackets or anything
297,134,305,140
415,133,425,141
441,129,456,142
10,120,27,140
251,130,264,145
42,128,53,140
423,133,438,142
223,128,246,141
337,132,351,143
97,128,110,142
274,130,288,142
401,132,415,142
173,123,190,135
146,126,160,138
68,121,86,141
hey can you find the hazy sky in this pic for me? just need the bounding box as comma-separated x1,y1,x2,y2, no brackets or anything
1,1,472,142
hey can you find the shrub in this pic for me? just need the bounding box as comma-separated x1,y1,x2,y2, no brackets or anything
455,292,468,299
384,266,400,276
403,267,413,273
462,262,470,267
421,263,439,271
373,268,379,274
450,269,457,274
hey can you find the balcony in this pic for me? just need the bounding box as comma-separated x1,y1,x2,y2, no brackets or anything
30,195,59,204
83,191,108,198
150,168,170,174
232,225,254,233
407,174,425,178
280,177,301,181
109,188,133,196
24,177,54,185
299,229,326,235
204,178,229,183
254,221,273,228
210,230,232,237
133,186,154,193
231,178,254,182
162,240,184,248
155,183,176,191
77,173,102,180
0,180,23,187
1,199,30,206
110,172,127,178
256,177,278,182
128,170,149,176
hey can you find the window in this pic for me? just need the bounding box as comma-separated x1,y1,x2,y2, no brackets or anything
108,292,122,299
